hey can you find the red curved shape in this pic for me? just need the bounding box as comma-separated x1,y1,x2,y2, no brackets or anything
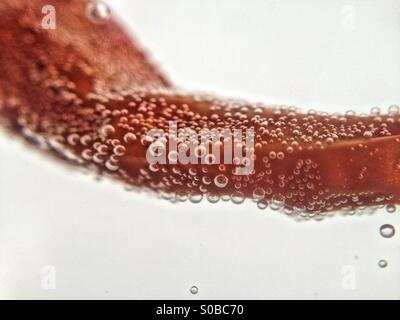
1,0,399,217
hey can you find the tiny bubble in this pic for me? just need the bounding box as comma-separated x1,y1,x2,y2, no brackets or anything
378,259,388,268
86,0,111,24
190,286,198,295
379,224,395,238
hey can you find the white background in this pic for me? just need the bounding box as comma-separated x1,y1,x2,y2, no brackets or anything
0,0,400,299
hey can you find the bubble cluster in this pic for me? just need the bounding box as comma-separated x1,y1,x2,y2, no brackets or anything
1,0,400,220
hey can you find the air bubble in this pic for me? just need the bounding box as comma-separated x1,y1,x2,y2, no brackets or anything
176,192,188,202
268,151,276,159
67,133,80,146
206,193,220,203
113,145,126,156
283,207,294,215
378,259,388,268
231,191,245,204
189,193,203,204
386,204,396,213
148,164,159,172
86,1,111,24
370,107,381,115
202,176,212,185
257,199,268,210
270,194,284,211
388,105,399,115
100,124,115,138
214,174,228,188
252,187,265,201
363,131,372,139
105,160,118,171
221,195,230,201
379,224,395,238
326,137,334,145
123,132,137,144
190,286,198,294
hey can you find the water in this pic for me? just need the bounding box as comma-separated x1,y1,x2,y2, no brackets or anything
0,0,399,300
